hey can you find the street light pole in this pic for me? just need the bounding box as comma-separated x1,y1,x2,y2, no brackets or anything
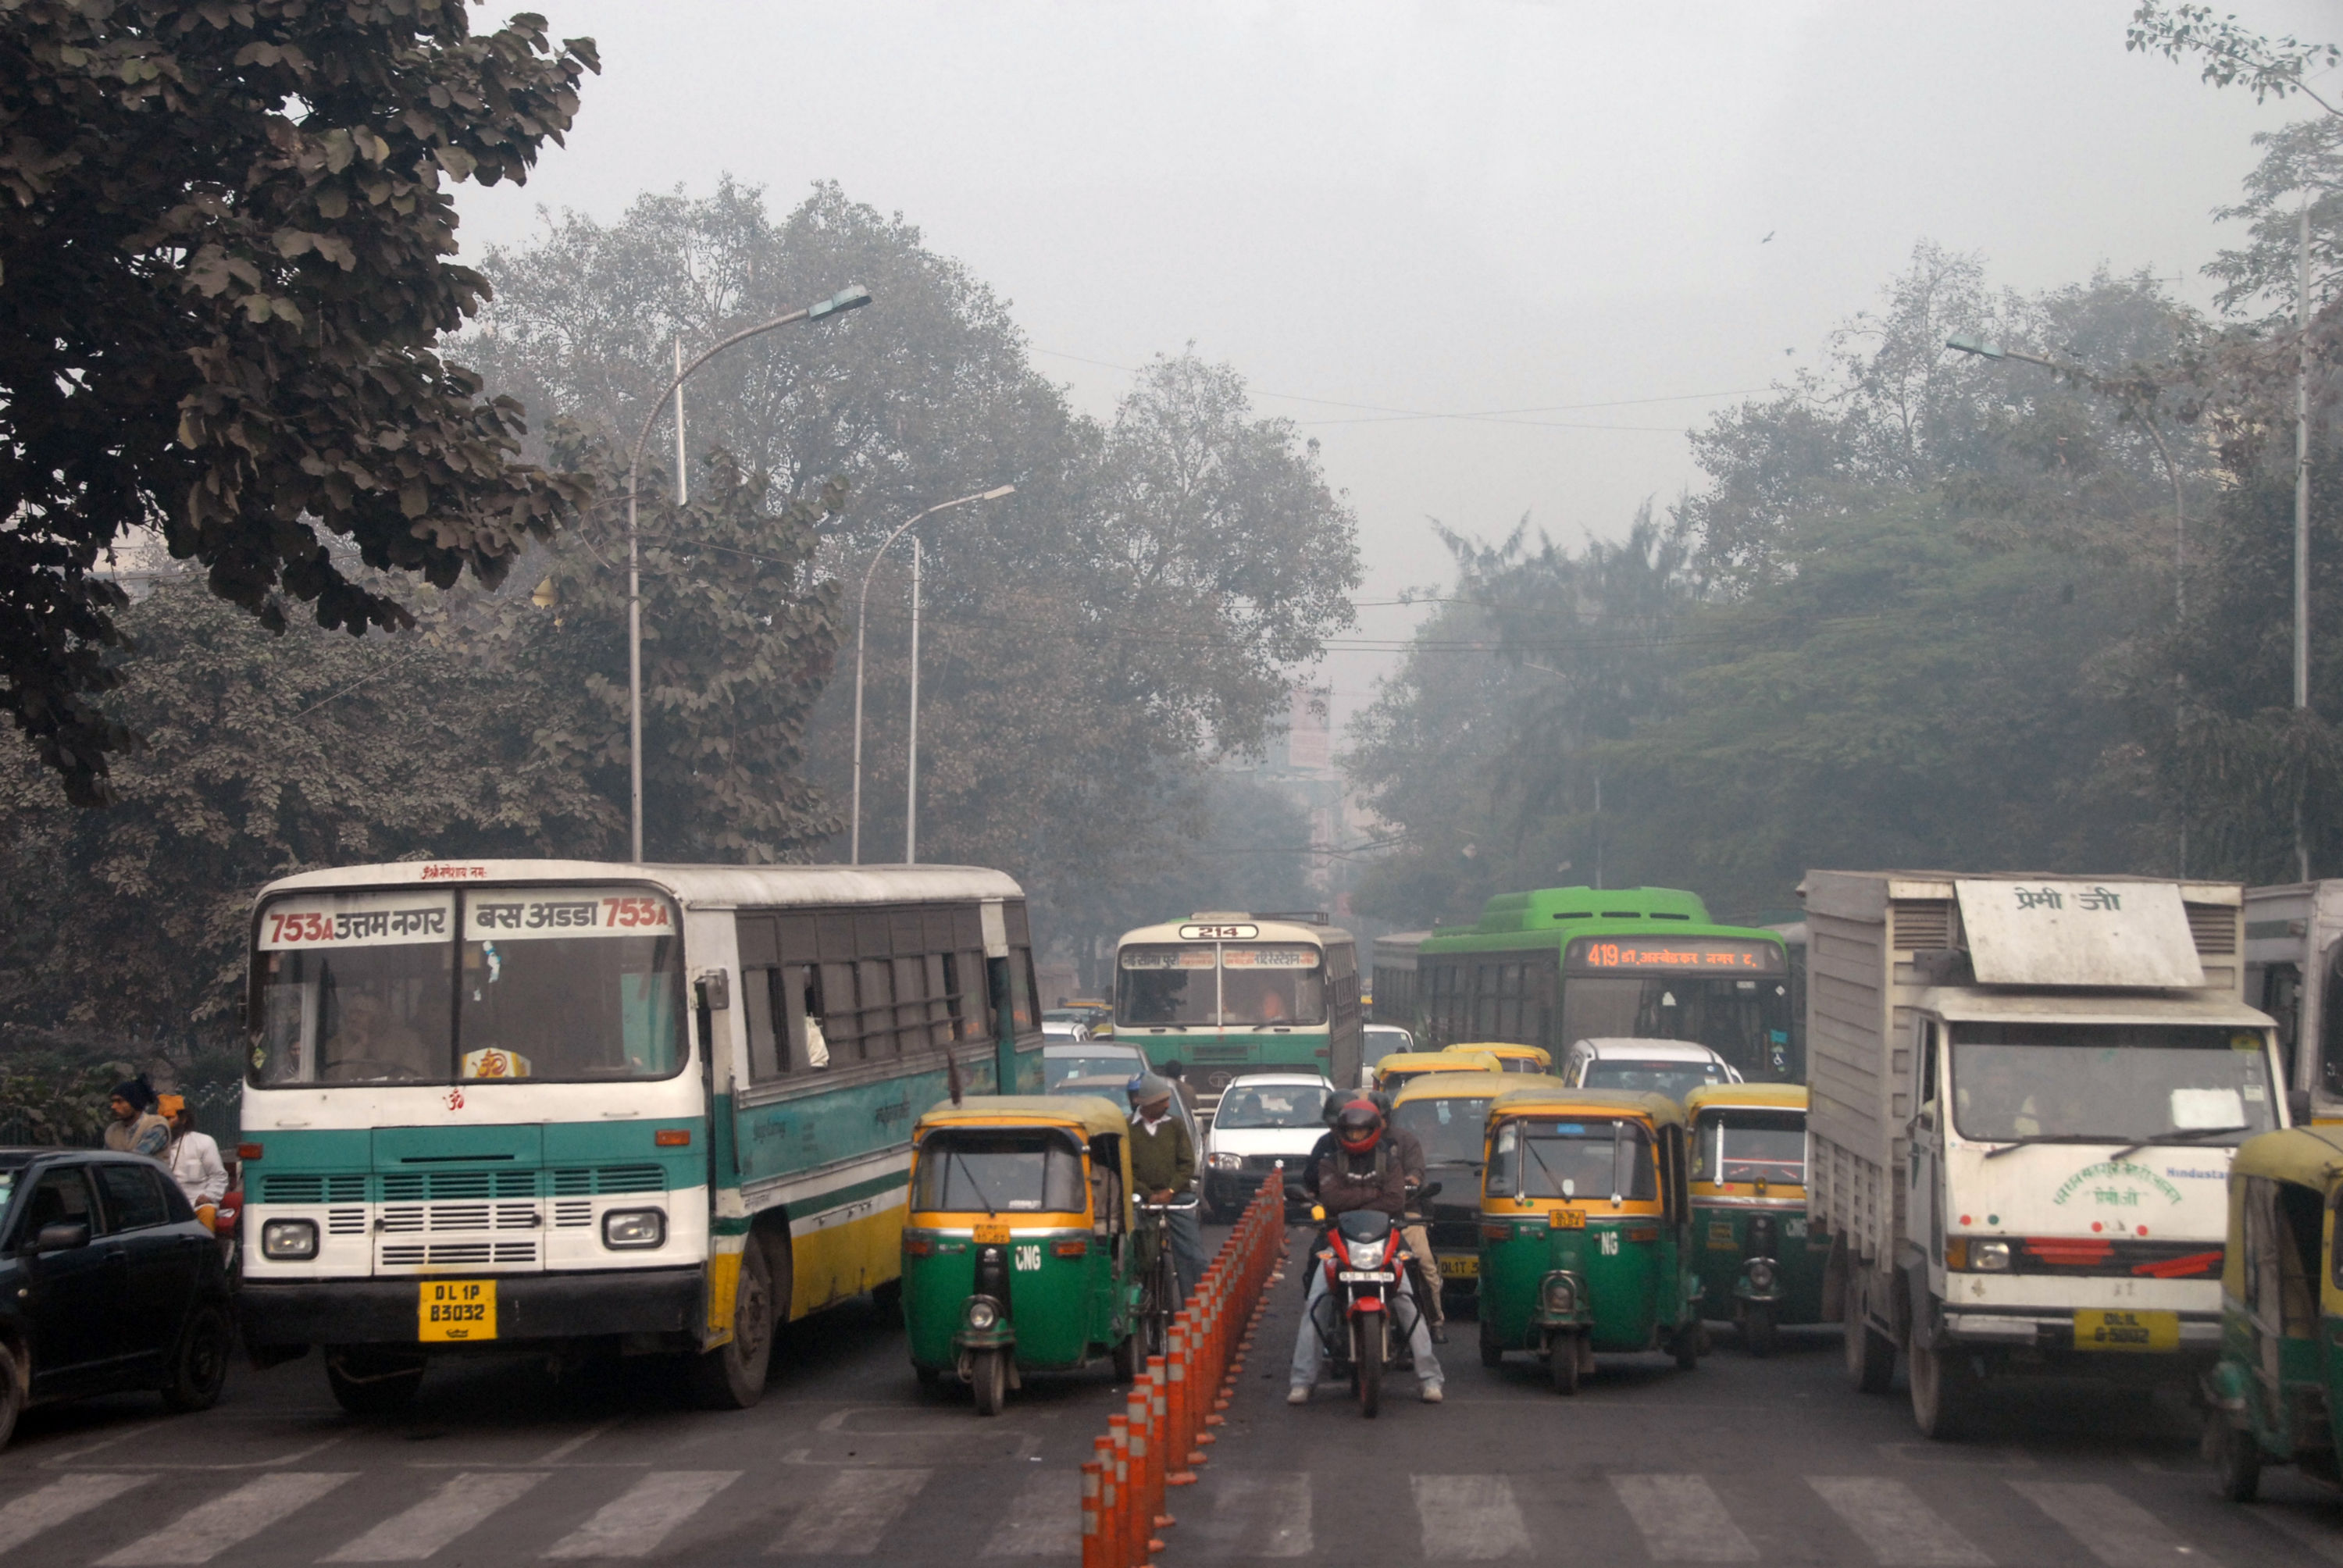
2297,203,2314,882
623,285,872,862
905,536,921,864
848,485,1016,864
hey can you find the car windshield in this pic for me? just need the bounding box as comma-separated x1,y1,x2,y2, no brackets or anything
913,1129,1086,1213
1560,977,1791,1080
1392,1095,1494,1166
1116,943,1327,1027
1695,1110,1805,1184
1213,1083,1331,1129
251,888,683,1086
1584,1060,1726,1101
1948,1024,2277,1145
1485,1117,1657,1200
1044,1053,1141,1090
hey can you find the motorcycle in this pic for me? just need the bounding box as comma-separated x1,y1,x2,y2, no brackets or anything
1287,1181,1440,1418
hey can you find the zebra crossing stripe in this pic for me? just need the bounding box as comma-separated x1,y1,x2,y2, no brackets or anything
323,1472,549,1562
979,1470,1079,1558
0,1474,152,1556
96,1474,355,1566
541,1472,740,1560
2008,1481,2217,1568
1610,1474,1758,1563
1190,1473,1314,1560
1412,1475,1530,1561
770,1470,933,1557
1808,1477,1993,1566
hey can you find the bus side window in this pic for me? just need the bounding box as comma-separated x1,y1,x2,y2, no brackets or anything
2322,944,2343,1096
744,966,786,1079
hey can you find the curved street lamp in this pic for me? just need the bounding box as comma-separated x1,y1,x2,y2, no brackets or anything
621,285,871,861
849,485,1016,864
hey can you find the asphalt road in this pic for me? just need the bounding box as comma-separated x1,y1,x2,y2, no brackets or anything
2,1225,2341,1566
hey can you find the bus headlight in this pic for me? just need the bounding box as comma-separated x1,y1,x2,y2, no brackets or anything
601,1210,667,1250
1207,1153,1244,1171
261,1219,318,1260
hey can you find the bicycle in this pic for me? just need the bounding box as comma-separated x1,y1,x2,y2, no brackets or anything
1133,1195,1199,1361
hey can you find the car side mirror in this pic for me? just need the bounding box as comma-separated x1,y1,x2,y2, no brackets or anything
35,1221,90,1253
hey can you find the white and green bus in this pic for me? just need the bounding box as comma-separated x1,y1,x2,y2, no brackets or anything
1112,914,1364,1104
236,859,1043,1411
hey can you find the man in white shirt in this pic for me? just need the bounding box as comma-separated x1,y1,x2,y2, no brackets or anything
160,1094,229,1232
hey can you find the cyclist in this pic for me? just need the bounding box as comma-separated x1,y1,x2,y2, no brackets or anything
1288,1099,1443,1404
1127,1074,1204,1303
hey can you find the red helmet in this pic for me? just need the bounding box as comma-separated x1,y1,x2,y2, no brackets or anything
1333,1099,1384,1154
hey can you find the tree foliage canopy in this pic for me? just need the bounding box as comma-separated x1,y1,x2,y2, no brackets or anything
0,0,597,803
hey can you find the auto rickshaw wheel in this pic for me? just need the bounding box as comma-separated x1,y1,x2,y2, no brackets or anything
1478,1318,1503,1370
1549,1337,1579,1395
1355,1316,1383,1418
2206,1409,2262,1503
1744,1305,1778,1359
971,1348,1008,1417
1907,1338,1977,1441
1111,1334,1139,1382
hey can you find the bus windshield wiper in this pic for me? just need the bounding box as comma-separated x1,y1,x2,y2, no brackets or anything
2105,1124,2249,1165
949,1149,998,1217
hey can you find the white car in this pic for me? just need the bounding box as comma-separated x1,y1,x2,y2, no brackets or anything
1362,1024,1414,1084
1200,1072,1335,1221
1560,1038,1743,1103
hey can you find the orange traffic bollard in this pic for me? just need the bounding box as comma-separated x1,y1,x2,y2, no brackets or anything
1081,1461,1106,1568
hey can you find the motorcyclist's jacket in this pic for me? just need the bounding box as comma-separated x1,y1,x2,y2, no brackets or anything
1312,1138,1408,1219
1301,1124,1424,1199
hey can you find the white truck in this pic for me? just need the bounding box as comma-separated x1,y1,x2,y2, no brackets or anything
1804,871,2289,1438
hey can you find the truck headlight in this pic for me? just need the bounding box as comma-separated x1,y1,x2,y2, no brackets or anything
601,1210,666,1249
1207,1152,1244,1171
260,1218,318,1260
1969,1239,2012,1273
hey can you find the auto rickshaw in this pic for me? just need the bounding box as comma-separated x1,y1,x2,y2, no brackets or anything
900,1096,1141,1417
1388,1071,1519,1303
1475,1085,1703,1393
1444,1042,1553,1076
1685,1083,1830,1356
1375,1049,1500,1095
2204,1126,2343,1501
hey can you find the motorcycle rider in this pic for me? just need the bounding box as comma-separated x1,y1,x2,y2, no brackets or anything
1299,1090,1446,1342
1287,1099,1443,1405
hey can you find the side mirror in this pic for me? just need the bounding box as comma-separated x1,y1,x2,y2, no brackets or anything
35,1221,90,1253
1416,1181,1443,1203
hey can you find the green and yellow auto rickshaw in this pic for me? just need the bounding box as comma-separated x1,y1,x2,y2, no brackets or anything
1388,1070,1521,1302
1685,1083,1832,1356
1476,1085,1703,1393
900,1096,1143,1417
2204,1126,2343,1500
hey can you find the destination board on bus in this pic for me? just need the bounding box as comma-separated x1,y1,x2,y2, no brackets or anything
1564,936,1783,975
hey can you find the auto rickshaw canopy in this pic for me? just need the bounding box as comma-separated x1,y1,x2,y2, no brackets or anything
1487,1083,1687,1131
916,1094,1129,1142
1445,1041,1553,1072
1377,1049,1500,1082
1391,1069,1521,1110
1684,1082,1809,1117
2230,1126,2343,1191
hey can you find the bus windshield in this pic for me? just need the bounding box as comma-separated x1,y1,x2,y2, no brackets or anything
1948,1024,2277,1146
1485,1117,1656,1201
1117,943,1326,1027
251,887,684,1085
912,1129,1086,1213
1391,1094,1494,1167
1560,976,1789,1078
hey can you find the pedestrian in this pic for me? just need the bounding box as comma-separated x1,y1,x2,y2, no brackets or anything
1126,1074,1205,1301
103,1076,171,1160
161,1094,229,1232
1160,1060,1203,1119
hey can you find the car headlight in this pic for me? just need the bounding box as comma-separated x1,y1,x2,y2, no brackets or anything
1744,1258,1777,1292
1207,1152,1245,1171
965,1296,1001,1330
260,1218,318,1260
1347,1237,1387,1268
601,1210,666,1250
1970,1239,2012,1273
1541,1272,1578,1313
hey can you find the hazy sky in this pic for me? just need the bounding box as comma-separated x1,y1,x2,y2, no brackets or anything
455,1,2334,729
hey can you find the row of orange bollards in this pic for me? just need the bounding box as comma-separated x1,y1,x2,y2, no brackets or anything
1081,1174,1287,1567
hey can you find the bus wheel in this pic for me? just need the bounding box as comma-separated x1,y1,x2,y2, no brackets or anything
325,1349,424,1416
971,1349,1008,1417
689,1242,774,1410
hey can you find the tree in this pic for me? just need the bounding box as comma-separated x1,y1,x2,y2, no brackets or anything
2127,3,2339,115
1,1,597,804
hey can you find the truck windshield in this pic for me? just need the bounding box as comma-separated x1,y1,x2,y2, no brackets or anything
1948,1024,2277,1146
1695,1110,1805,1184
1560,976,1791,1080
1484,1117,1656,1200
912,1129,1086,1213
250,887,684,1086
1391,1095,1496,1166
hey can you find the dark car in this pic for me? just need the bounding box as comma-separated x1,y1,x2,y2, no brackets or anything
0,1147,234,1447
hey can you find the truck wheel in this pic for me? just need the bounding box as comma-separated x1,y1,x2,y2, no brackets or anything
326,1349,424,1416
1908,1339,1977,1440
1549,1338,1580,1395
2206,1409,2262,1503
1845,1316,1894,1395
1744,1305,1778,1359
687,1240,774,1410
970,1349,1007,1417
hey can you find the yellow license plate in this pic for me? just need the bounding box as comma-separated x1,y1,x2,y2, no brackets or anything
1439,1255,1478,1279
973,1221,1011,1245
1549,1210,1585,1230
2074,1309,2178,1352
419,1280,496,1342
